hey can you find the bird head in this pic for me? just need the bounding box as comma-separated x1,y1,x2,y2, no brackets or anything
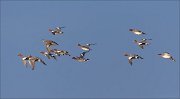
17,53,23,57
129,29,133,31
40,51,44,54
124,53,129,56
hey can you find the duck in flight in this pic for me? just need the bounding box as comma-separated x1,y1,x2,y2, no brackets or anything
49,26,65,35
28,56,47,70
40,51,56,60
42,40,59,52
51,49,71,56
17,53,31,67
134,39,152,49
72,51,90,62
77,43,96,51
129,29,146,35
158,52,175,62
124,53,143,66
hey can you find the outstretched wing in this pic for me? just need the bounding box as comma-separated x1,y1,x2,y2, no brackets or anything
39,59,47,65
139,45,144,49
52,41,58,45
51,55,57,60
128,59,133,66
80,51,88,58
45,46,51,53
29,60,35,70
47,55,51,59
22,60,27,66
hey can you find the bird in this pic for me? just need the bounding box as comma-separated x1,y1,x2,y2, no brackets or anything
77,43,96,51
129,29,146,35
124,53,143,66
50,49,71,56
49,26,65,35
72,51,90,62
42,40,59,52
28,56,47,70
158,52,175,62
134,39,152,49
40,51,56,60
17,53,31,67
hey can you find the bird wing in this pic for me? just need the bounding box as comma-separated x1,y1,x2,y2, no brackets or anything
128,59,133,66
29,60,35,70
141,39,147,43
139,56,143,59
39,59,47,65
80,52,87,58
47,55,51,59
22,60,27,66
50,53,57,60
46,46,51,53
139,45,144,49
52,41,58,45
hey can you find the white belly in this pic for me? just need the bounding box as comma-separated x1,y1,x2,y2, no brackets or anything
128,57,133,60
162,55,171,58
82,47,89,51
134,31,141,35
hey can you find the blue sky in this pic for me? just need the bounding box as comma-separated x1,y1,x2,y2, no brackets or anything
1,1,179,98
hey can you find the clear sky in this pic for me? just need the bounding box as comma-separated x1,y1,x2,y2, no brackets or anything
1,1,179,98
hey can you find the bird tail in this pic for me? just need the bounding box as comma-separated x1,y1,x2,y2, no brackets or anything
142,32,146,34
170,57,175,62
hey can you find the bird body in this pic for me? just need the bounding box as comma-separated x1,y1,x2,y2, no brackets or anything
134,39,151,49
51,49,70,56
18,53,31,66
28,56,47,70
40,51,56,60
158,52,175,61
129,29,146,35
124,53,143,65
78,43,96,51
43,40,59,52
72,51,90,62
49,26,64,35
